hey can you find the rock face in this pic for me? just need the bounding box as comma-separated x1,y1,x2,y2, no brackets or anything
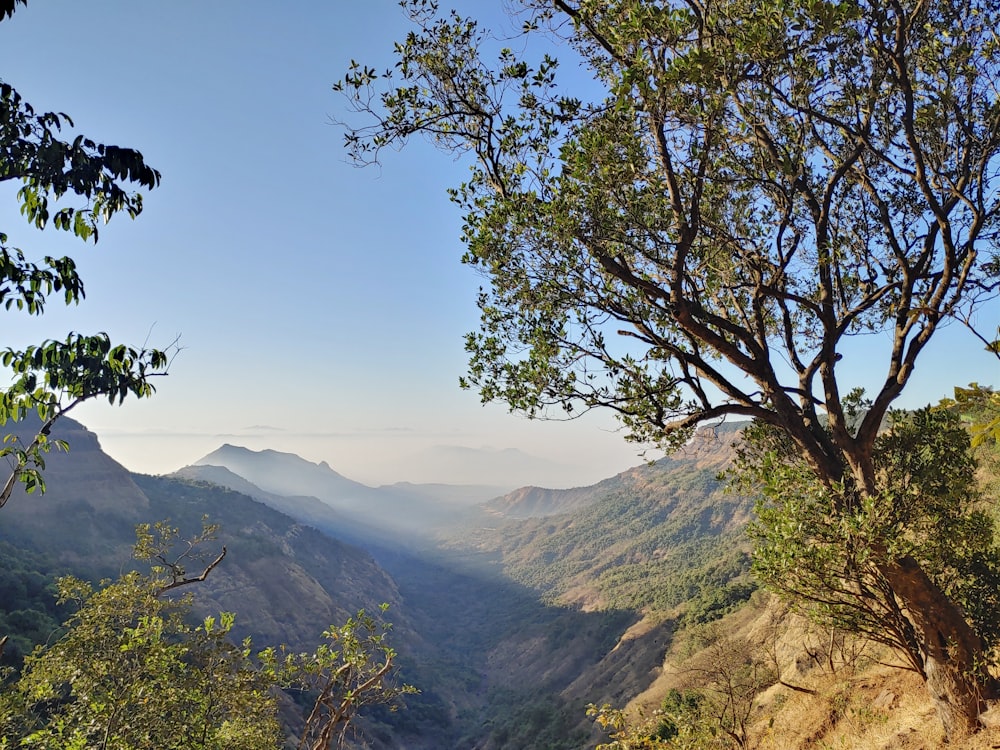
2,416,153,570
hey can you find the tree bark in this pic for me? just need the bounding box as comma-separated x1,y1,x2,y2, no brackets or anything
882,556,998,739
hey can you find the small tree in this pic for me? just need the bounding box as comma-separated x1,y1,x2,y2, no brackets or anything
0,521,412,750
739,406,1000,732
1,2,171,507
264,605,415,750
0,523,281,750
688,633,774,750
336,0,1000,734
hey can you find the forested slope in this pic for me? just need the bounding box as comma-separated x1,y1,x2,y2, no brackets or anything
458,424,755,621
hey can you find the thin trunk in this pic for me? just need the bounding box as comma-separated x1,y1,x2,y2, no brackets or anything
881,556,998,739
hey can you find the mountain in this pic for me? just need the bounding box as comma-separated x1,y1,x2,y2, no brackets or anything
171,463,363,542
185,444,494,543
447,422,754,620
0,416,425,749
485,423,742,519
377,481,506,507
5,416,996,749
1,415,765,748
1,416,155,570
194,443,374,504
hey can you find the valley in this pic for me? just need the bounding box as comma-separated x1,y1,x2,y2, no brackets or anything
0,416,751,748
6,414,997,749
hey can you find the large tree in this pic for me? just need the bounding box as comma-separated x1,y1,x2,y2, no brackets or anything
336,0,1000,736
1,1,169,506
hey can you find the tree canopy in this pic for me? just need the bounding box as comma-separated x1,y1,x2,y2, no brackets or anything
337,0,1000,736
0,521,412,750
338,0,1000,481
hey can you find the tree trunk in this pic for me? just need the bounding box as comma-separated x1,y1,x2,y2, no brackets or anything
882,556,998,739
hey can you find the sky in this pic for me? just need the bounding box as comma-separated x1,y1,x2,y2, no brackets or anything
1,1,997,489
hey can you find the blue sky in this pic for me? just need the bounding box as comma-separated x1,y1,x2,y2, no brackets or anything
1,1,997,488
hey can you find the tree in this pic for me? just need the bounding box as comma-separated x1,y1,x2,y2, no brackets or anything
263,605,415,750
677,629,774,750
741,408,1000,696
1,2,170,508
0,523,282,750
335,0,1000,736
0,521,413,750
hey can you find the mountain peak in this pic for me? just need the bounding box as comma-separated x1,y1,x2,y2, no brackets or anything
190,444,369,501
196,444,346,479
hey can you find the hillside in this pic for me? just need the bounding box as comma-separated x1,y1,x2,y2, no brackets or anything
455,423,755,618
1,420,400,649
604,592,1000,750
0,417,427,748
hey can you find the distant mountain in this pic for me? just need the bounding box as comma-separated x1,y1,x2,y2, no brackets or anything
194,444,375,504
185,444,494,543
486,480,627,520
450,423,754,617
377,481,507,506
486,422,742,520
171,463,358,539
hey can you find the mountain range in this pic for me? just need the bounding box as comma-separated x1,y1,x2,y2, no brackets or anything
0,414,754,749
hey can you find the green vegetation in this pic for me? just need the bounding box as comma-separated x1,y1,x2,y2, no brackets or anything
590,624,777,750
1,3,171,506
471,689,588,750
468,452,755,623
338,0,1000,735
1,575,281,750
742,408,1000,700
0,522,411,750
0,542,63,668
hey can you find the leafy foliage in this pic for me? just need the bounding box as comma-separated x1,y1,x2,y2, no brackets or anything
1,6,171,507
0,525,281,750
940,383,1000,448
742,408,1000,674
0,522,413,750
263,605,416,750
590,628,775,750
0,1,26,21
589,690,726,750
0,541,63,669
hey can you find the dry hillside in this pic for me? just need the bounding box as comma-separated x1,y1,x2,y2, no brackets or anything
617,593,1000,750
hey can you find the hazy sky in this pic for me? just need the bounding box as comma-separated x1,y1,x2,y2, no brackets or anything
1,2,997,489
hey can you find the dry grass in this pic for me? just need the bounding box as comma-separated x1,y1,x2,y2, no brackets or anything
755,667,943,749
626,595,1000,750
